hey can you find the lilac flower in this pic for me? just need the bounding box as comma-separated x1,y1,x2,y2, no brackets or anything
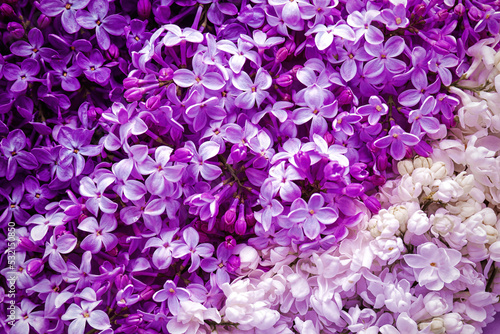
200,244,233,288
153,280,190,315
3,59,40,93
9,28,58,60
364,36,406,78
254,180,284,231
61,300,111,334
185,141,222,181
172,227,214,273
10,299,48,334
26,211,65,241
76,50,111,85
126,19,152,52
76,0,127,50
110,159,147,202
404,242,461,291
185,93,227,132
474,9,500,35
357,96,388,125
162,24,204,47
299,0,337,26
39,0,91,34
44,233,78,273
399,71,441,107
231,67,272,110
137,146,185,196
373,126,420,160
48,34,93,59
217,39,261,74
308,23,356,51
78,215,118,254
268,162,303,202
23,176,56,213
347,10,384,44
428,52,459,86
379,4,409,31
0,186,30,225
173,54,225,91
57,126,101,177
240,30,285,53
292,98,338,136
32,146,74,182
116,284,141,308
79,176,118,216
0,129,38,180
143,228,179,270
408,96,440,135
50,56,83,92
332,111,362,136
285,193,338,239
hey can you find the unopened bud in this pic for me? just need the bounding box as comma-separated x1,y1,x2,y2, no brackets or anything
295,151,311,170
170,147,193,163
343,183,364,197
350,162,368,180
226,255,241,273
140,286,155,300
37,14,51,29
138,0,151,19
414,4,426,16
0,4,14,17
7,22,24,39
124,87,144,102
275,47,289,63
413,156,432,169
123,77,140,89
27,259,44,277
224,235,237,250
435,9,449,21
468,6,483,21
284,39,296,54
323,132,334,145
106,44,120,59
454,4,465,16
235,204,247,235
338,89,354,105
364,196,381,213
115,274,130,290
223,208,237,226
230,143,247,161
159,67,174,81
430,161,447,179
146,95,161,110
245,208,256,228
276,73,293,87
397,160,414,175
126,314,143,326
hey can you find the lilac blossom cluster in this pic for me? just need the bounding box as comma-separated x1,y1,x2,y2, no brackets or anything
1,0,500,333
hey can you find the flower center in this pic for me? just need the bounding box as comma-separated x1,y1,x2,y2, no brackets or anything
313,109,319,115
135,36,140,41
73,149,79,154
90,66,95,71
83,311,90,318
396,17,402,25
392,134,398,138
381,54,386,59
430,262,437,267
32,48,38,53
96,20,102,26
65,3,71,9
35,193,41,198
169,288,175,293
11,151,17,156
251,87,256,92
63,72,67,77
218,262,224,268
375,105,382,112
309,209,315,215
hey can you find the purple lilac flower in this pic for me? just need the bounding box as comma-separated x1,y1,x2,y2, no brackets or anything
39,0,91,34
76,0,127,50
357,96,388,125
78,214,119,254
3,59,40,93
172,227,215,273
364,36,406,78
153,280,190,315
76,50,111,85
9,28,58,60
373,125,420,160
61,300,111,334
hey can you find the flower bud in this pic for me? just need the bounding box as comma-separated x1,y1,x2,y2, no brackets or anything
146,95,161,110
343,183,364,197
337,88,354,106
407,210,431,235
275,47,289,63
324,161,345,181
226,255,241,273
397,160,414,175
442,313,463,333
140,286,155,300
411,167,434,186
484,225,498,244
27,259,44,277
430,161,447,179
123,77,140,89
7,22,24,39
413,156,432,169
434,40,452,55
120,325,139,334
376,153,388,171
235,204,247,235
291,65,302,76
285,39,296,54
115,274,130,290
159,67,174,81
138,0,151,19
224,235,237,250
364,196,381,213
0,4,14,17
435,9,449,21
294,151,310,170
480,208,497,226
107,246,119,257
124,87,144,102
18,236,38,252
323,132,334,145
468,6,483,21
238,245,259,274
126,313,143,326
350,163,368,180
276,73,293,87
414,3,426,16
170,147,194,163
106,44,120,60
37,14,51,29
230,143,247,162
245,208,256,228
223,208,237,226
454,3,465,16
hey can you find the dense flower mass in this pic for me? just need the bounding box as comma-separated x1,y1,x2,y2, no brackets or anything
2,0,500,333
